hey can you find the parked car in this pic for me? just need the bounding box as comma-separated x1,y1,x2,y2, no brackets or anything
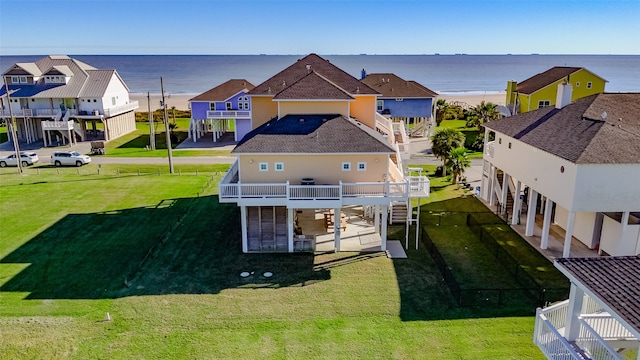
51,151,92,167
0,152,39,167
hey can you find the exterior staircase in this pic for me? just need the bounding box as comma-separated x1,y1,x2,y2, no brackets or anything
389,201,408,224
496,171,515,219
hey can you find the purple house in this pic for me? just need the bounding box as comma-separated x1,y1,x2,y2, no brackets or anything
188,79,255,142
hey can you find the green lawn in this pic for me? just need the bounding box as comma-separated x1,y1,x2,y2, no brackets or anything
0,125,7,143
437,119,483,158
0,171,545,359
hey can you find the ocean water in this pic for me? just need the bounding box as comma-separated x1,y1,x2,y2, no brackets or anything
1,54,638,94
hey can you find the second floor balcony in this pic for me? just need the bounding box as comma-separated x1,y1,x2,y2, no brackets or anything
218,160,429,207
206,110,251,119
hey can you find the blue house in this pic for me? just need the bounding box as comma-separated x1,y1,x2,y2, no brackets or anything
188,79,255,142
361,72,437,137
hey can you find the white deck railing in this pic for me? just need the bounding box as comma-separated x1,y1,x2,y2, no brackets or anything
576,319,623,360
104,101,139,117
42,120,73,130
36,109,62,117
485,141,495,158
581,314,635,341
0,108,33,117
207,110,251,119
535,311,583,359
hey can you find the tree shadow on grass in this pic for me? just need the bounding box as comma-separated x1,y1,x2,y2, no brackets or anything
0,196,329,300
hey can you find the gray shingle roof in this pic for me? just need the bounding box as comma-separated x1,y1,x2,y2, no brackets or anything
484,93,640,164
189,79,255,102
273,72,354,100
361,73,438,98
556,256,640,336
249,54,379,96
233,114,395,154
515,66,606,95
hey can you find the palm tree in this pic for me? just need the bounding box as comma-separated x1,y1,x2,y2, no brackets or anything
430,127,465,176
466,101,500,128
446,147,471,184
435,99,449,126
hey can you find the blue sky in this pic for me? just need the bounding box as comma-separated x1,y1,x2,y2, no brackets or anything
1,0,638,55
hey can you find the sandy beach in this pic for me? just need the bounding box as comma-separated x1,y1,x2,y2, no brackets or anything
130,92,506,111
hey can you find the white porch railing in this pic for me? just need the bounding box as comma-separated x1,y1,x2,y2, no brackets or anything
207,110,251,119
535,311,583,359
485,141,495,158
36,109,62,117
375,113,395,145
103,101,139,117
576,319,623,360
42,120,74,130
581,314,636,341
0,108,33,117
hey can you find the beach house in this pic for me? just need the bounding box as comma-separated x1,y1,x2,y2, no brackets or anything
0,55,138,146
481,84,640,257
218,54,429,253
505,66,606,115
187,79,255,143
360,72,437,137
534,256,639,359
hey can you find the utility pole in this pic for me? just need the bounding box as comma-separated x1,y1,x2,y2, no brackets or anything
3,79,22,174
147,91,155,150
160,77,174,173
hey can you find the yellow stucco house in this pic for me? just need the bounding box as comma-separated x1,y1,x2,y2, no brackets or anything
218,54,429,253
505,66,606,114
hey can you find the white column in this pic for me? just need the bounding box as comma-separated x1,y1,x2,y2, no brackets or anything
488,166,496,207
480,163,487,201
539,195,545,214
240,206,248,253
565,283,585,342
563,211,576,257
381,205,388,251
374,205,380,233
500,173,510,213
42,127,47,147
511,180,522,225
334,208,341,252
619,211,630,255
287,208,294,253
525,188,538,236
541,198,553,249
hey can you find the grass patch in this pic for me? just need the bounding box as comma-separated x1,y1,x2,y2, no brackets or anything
0,125,7,143
0,172,546,359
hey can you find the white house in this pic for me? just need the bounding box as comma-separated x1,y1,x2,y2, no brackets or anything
534,255,639,359
481,84,640,257
0,55,138,146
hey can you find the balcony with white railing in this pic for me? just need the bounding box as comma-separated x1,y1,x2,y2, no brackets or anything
485,141,495,158
35,109,62,118
42,120,74,130
206,110,251,119
218,161,429,206
0,108,33,117
534,296,638,360
103,101,139,117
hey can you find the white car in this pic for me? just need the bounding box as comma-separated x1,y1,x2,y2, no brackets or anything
51,151,92,167
0,152,39,167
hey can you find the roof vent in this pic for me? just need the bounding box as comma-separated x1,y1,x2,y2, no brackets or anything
282,81,286,87
299,118,305,122
322,118,327,122
268,87,271,93
356,86,360,93
306,64,311,73
601,111,607,121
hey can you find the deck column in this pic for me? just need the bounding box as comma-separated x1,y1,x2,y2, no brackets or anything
381,205,388,251
511,180,522,225
540,198,554,249
374,205,380,234
287,208,294,253
565,283,585,342
488,166,496,207
525,188,538,236
240,206,248,253
563,211,576,257
500,173,510,213
334,208,341,252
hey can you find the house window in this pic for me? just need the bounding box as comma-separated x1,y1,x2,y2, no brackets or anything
538,100,551,108
274,162,284,172
19,76,27,83
395,98,403,101
575,82,580,87
508,142,512,149
377,100,384,112
498,138,502,144
342,162,351,171
357,162,366,171
259,162,268,171
226,102,232,110
587,82,592,89
111,97,116,106
11,76,19,83
210,103,216,111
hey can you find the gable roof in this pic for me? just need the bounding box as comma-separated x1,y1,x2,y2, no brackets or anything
516,66,606,95
4,63,43,76
249,54,379,97
484,93,640,164
189,79,255,102
233,114,395,154
361,73,438,98
0,55,125,99
556,256,640,337
273,71,354,100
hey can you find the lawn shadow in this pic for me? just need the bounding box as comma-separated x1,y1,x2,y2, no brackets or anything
0,195,329,299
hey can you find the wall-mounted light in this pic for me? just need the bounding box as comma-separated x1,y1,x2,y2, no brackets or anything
249,159,254,164
375,159,379,163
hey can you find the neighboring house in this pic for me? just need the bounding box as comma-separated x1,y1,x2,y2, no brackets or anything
360,71,437,137
0,55,138,145
218,54,429,253
188,79,255,142
505,66,606,115
481,84,640,257
534,256,639,359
